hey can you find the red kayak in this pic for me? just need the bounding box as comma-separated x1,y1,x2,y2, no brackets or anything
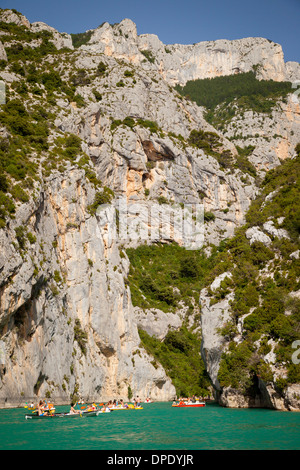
172,401,205,408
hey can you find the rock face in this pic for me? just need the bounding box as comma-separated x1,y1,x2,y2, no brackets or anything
0,41,7,62
217,97,300,175
218,381,300,411
30,22,73,50
0,9,30,28
139,36,288,86
81,19,299,85
200,273,233,392
0,10,299,408
53,52,258,248
200,275,300,410
134,307,183,341
286,61,300,83
0,169,175,406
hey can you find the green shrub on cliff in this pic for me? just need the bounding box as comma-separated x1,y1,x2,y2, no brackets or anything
139,327,210,397
87,187,115,215
71,30,93,48
74,319,88,356
126,242,220,313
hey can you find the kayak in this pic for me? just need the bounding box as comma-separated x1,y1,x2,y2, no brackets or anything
25,410,99,419
172,401,206,408
109,406,130,411
109,405,143,411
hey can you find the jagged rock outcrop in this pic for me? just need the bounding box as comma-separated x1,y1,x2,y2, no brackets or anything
218,96,300,175
286,61,300,83
30,22,73,50
218,379,300,411
0,8,73,50
200,273,233,392
81,19,299,85
139,36,289,85
0,9,30,28
53,58,258,246
134,307,183,341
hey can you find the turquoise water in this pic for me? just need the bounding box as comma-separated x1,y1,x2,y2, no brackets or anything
0,402,299,450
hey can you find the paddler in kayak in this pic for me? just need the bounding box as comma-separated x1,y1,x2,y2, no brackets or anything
37,400,49,416
70,402,81,414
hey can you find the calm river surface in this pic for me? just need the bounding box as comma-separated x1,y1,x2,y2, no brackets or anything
0,401,299,451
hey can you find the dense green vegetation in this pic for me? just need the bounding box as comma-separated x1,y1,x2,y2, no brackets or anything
0,21,72,66
246,155,300,241
139,327,211,397
176,71,297,142
70,30,93,48
0,98,50,226
0,99,49,151
235,145,257,177
175,71,293,113
175,72,296,176
126,242,226,313
0,20,86,108
126,241,228,395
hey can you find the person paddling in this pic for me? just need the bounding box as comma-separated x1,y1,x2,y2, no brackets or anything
70,402,80,414
37,400,49,416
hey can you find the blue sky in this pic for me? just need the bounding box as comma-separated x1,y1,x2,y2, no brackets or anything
1,0,299,62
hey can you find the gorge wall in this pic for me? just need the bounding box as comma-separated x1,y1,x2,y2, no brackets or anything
0,9,299,409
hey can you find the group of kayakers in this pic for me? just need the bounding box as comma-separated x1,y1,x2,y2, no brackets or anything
26,395,148,416
69,401,100,414
97,396,143,411
173,395,207,405
37,400,55,416
105,399,129,409
69,396,143,413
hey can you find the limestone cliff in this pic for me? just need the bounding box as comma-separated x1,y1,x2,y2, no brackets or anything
81,19,298,85
0,9,299,408
0,167,176,406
